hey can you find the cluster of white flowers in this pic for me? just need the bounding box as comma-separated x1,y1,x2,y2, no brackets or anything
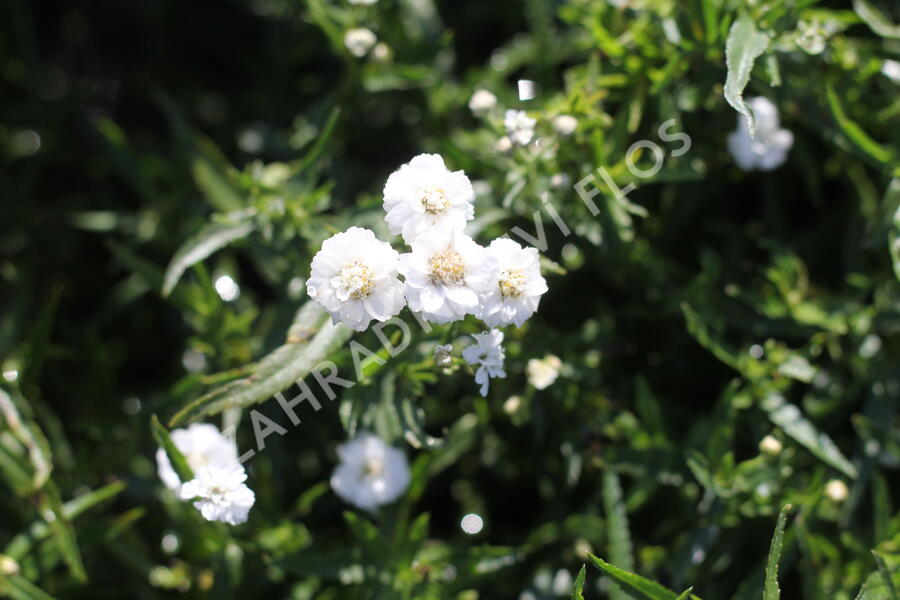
156,423,255,525
727,97,794,172
331,432,410,511
307,152,550,395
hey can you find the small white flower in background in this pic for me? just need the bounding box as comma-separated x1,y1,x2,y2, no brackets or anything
727,97,793,172
156,423,239,493
462,329,506,396
551,114,578,136
475,238,548,327
795,20,828,55
398,229,497,324
348,0,377,4
180,465,255,525
504,109,536,146
371,42,391,62
551,173,571,189
526,355,562,390
468,89,497,116
306,227,406,331
433,344,453,368
383,153,475,245
494,136,513,153
758,434,783,456
825,479,849,502
882,60,900,84
344,28,377,57
331,433,410,511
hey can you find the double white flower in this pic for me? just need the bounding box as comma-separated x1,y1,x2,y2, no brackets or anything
331,433,410,511
462,329,506,396
727,97,793,172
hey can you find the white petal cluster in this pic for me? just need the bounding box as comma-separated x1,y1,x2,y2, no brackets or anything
552,114,578,136
727,97,794,172
383,154,475,245
504,110,536,145
155,423,255,525
462,329,506,396
468,89,497,116
331,433,410,511
306,227,406,331
526,355,562,390
475,238,547,327
344,28,377,57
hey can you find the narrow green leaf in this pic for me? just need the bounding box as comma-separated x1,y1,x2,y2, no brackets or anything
724,12,770,137
677,588,695,600
150,415,194,483
604,471,634,600
761,395,857,479
191,137,245,212
588,554,678,600
295,107,341,174
853,0,900,38
0,573,58,600
40,482,86,582
0,389,51,491
572,565,586,600
162,217,255,297
763,504,792,600
873,552,900,600
825,83,895,167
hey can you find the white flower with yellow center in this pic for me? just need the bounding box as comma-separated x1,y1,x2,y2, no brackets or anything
526,355,562,390
504,109,536,146
727,97,793,172
475,238,547,327
180,465,255,525
462,329,506,396
382,154,475,245
398,229,496,324
331,433,410,511
306,227,406,331
155,423,239,494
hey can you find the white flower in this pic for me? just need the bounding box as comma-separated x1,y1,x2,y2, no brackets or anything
552,114,578,136
882,60,900,84
727,97,793,171
433,343,453,368
348,0,377,4
759,435,783,456
550,173,571,188
825,479,849,502
494,136,513,153
344,28,377,57
155,423,239,494
331,433,410,511
398,229,497,324
180,465,255,525
462,329,506,396
475,238,547,327
526,355,562,390
468,89,497,116
306,227,406,331
504,110,536,145
382,154,475,245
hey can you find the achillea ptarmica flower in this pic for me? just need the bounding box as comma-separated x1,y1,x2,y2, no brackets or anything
383,153,475,245
468,89,497,116
180,465,255,525
331,433,410,511
504,109,536,146
475,238,547,327
825,479,849,502
398,229,497,324
462,329,506,396
156,423,239,494
552,114,578,136
727,97,793,172
526,354,562,390
306,227,406,331
759,435,783,456
344,28,377,57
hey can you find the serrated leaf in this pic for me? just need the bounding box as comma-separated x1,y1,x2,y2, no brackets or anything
604,471,634,600
724,12,770,137
150,415,194,483
761,395,857,479
572,565,586,600
162,217,255,297
763,505,792,600
853,0,900,38
588,554,679,600
825,83,895,167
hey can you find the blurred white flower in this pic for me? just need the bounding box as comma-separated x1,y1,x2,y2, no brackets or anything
475,238,548,327
344,28,377,57
156,423,239,494
504,109,536,145
727,97,793,171
825,479,849,502
494,136,513,153
526,355,562,390
383,153,475,245
468,89,497,116
398,229,496,324
306,227,406,331
759,435,783,456
348,0,378,4
552,114,578,136
882,60,900,83
180,465,255,525
462,329,506,396
433,343,453,368
331,433,410,511
550,173,571,188
372,42,391,62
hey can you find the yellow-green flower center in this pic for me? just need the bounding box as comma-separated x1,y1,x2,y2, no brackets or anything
421,187,449,215
499,268,527,298
428,248,466,286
